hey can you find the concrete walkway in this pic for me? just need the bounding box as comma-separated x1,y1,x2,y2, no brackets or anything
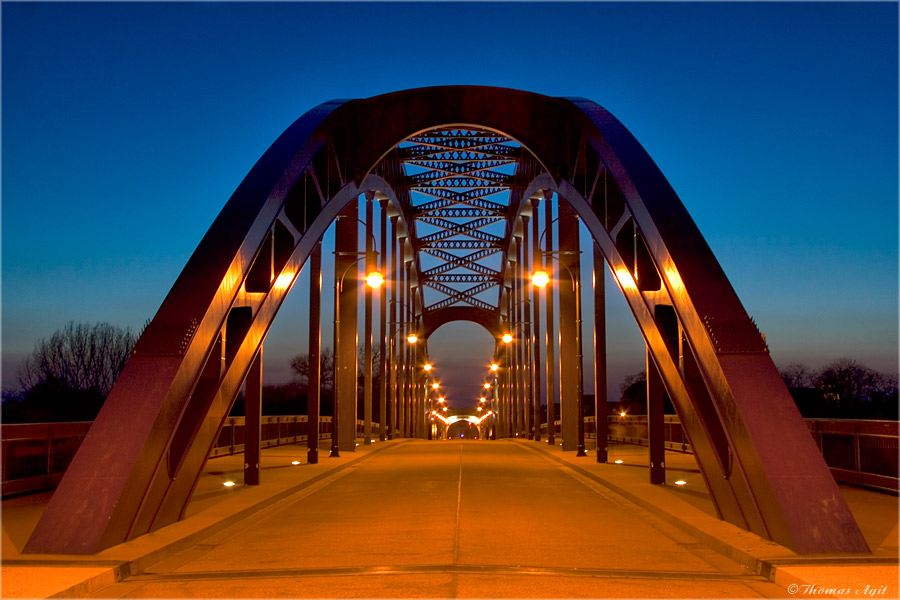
2,438,896,598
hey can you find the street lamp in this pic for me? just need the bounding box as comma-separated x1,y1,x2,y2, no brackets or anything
423,362,432,372
490,363,499,372
432,382,439,390
407,333,419,344
532,258,587,457
501,333,513,344
332,251,383,458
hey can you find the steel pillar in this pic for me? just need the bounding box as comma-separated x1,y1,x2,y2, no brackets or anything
519,235,532,439
307,242,321,464
648,350,666,484
244,346,262,485
336,201,359,453
558,201,579,452
397,239,407,437
592,244,608,463
378,200,388,441
388,218,398,440
543,190,557,446
404,262,413,437
531,200,543,441
363,194,374,446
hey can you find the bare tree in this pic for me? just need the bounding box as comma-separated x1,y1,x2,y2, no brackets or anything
289,346,382,393
17,322,136,396
815,358,894,405
290,347,334,390
780,363,815,388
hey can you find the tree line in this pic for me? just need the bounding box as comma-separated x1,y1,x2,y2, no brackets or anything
2,321,896,423
615,358,898,420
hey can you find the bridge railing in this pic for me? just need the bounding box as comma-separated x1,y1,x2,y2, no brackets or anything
595,415,898,493
1,417,381,498
6,415,895,496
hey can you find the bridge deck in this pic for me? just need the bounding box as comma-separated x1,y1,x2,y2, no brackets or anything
2,440,897,598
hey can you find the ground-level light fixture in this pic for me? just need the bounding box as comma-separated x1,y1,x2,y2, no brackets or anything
501,333,513,344
407,333,418,344
365,271,384,287
490,363,499,372
223,481,236,487
674,480,687,486
619,411,627,418
531,270,550,287
614,460,624,464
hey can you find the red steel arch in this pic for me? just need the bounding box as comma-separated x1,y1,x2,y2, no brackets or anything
26,86,867,555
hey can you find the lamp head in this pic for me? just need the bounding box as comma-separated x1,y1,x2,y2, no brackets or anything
365,271,384,287
532,270,550,287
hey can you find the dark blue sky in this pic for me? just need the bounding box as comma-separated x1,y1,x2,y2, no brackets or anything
3,2,897,405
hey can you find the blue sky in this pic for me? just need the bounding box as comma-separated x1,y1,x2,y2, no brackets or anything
3,2,897,406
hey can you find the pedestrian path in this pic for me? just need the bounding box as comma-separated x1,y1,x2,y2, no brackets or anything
1,439,896,598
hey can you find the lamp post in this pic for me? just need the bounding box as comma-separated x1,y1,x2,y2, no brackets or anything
331,251,382,458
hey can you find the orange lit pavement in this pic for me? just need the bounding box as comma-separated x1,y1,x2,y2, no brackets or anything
3,439,897,598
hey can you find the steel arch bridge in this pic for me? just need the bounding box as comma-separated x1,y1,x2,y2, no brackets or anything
26,86,867,556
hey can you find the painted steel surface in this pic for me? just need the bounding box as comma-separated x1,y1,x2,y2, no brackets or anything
26,86,867,555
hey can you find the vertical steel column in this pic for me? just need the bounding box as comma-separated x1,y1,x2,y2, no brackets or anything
307,242,322,464
379,201,388,441
592,244,608,463
397,238,407,437
515,244,525,437
543,190,557,446
388,217,398,440
531,200,543,442
521,221,534,440
558,203,579,452
413,315,422,438
405,260,413,438
648,350,666,484
363,194,374,445
244,346,262,485
509,255,521,436
336,201,359,453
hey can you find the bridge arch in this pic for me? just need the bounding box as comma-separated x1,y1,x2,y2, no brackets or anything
27,86,867,556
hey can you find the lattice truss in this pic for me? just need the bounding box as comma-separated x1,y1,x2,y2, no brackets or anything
399,128,520,313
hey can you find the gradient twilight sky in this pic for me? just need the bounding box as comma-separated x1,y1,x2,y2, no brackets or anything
2,2,897,407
